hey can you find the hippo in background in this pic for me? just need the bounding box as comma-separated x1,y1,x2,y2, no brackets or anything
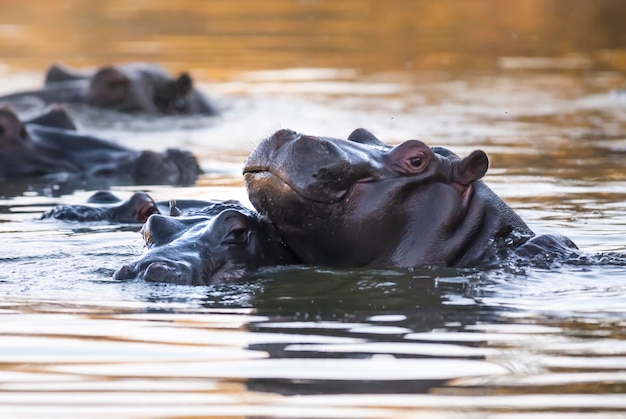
114,200,298,285
0,62,218,116
40,190,233,224
0,106,201,185
244,128,579,269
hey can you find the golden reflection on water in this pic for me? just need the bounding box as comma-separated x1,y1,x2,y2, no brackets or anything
0,0,625,74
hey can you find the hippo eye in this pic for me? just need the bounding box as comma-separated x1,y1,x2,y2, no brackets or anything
224,228,248,245
406,153,428,172
136,203,160,222
409,156,423,167
144,205,159,217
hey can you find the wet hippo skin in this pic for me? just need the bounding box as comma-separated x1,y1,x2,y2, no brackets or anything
243,128,579,268
114,201,298,285
40,191,160,224
0,106,201,185
40,190,241,224
0,62,218,116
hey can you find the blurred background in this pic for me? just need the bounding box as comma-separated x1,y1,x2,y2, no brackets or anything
1,0,625,77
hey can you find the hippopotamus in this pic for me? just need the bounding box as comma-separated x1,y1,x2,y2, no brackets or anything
0,106,201,185
243,128,579,268
40,191,160,224
0,62,218,116
40,190,232,224
113,201,298,285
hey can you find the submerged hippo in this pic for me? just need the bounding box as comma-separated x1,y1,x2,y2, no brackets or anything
0,106,201,185
114,201,298,285
40,190,232,224
243,128,579,268
0,62,218,116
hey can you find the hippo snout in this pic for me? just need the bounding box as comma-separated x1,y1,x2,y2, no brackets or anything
113,260,190,285
144,261,187,285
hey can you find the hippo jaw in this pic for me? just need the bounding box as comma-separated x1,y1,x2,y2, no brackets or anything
114,250,246,286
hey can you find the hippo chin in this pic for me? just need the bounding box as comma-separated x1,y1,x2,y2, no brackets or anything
0,106,200,185
243,128,579,268
114,201,298,285
0,63,218,116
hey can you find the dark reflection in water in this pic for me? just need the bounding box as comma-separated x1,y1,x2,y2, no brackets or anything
244,267,487,395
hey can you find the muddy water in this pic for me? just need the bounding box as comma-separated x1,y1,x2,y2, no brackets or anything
1,1,626,418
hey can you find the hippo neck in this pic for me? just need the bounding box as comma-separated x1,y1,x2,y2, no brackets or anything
388,180,535,268
446,181,535,267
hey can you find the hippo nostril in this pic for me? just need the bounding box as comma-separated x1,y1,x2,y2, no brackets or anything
113,264,135,280
272,129,299,148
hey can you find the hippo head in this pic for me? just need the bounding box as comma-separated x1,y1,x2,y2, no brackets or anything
88,65,202,115
244,129,532,268
41,191,160,223
0,107,79,177
114,204,297,285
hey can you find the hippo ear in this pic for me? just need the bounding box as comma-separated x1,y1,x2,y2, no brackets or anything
347,128,387,147
86,191,122,204
44,63,87,84
0,106,28,141
455,150,489,185
169,200,182,217
175,73,193,96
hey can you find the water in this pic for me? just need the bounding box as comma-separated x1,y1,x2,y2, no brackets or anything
1,1,626,418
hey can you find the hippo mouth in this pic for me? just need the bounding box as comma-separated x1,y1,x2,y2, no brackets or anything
114,255,250,286
243,169,358,204
244,130,378,205
115,260,184,284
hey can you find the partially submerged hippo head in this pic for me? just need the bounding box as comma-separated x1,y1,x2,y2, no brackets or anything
41,191,160,223
0,106,201,185
0,62,218,117
114,202,298,285
0,106,80,177
40,191,250,225
244,128,542,268
88,65,207,115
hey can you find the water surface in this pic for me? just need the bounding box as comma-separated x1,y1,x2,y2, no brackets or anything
0,1,626,418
